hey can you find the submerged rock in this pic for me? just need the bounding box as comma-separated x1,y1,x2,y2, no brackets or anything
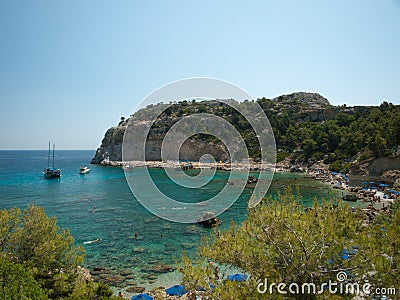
120,269,131,276
126,286,145,293
147,264,175,273
197,212,219,228
103,275,125,285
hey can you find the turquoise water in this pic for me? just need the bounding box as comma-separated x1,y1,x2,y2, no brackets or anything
0,150,336,291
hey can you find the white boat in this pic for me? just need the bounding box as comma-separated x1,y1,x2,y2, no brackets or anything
79,166,91,174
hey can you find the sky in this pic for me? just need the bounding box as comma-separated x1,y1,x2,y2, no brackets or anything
0,1,399,150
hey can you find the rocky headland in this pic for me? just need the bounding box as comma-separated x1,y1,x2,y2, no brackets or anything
91,92,400,180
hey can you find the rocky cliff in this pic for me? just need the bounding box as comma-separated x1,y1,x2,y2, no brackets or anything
350,155,400,177
90,120,127,164
90,107,232,165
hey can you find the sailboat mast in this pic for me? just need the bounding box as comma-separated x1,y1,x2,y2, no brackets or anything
48,141,51,168
52,143,55,169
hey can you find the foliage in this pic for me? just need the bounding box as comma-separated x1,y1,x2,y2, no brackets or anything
0,258,48,300
179,190,399,299
0,205,118,300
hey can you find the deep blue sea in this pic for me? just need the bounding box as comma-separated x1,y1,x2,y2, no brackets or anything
0,150,337,292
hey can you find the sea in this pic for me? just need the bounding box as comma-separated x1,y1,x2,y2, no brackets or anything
0,150,338,293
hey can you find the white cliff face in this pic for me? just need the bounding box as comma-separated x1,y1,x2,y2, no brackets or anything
91,119,230,164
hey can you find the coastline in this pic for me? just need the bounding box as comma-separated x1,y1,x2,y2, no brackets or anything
97,159,276,172
94,157,399,200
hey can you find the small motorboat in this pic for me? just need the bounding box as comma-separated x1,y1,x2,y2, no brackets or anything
79,166,91,174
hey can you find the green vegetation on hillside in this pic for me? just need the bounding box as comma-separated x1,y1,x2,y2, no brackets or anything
0,205,118,300
179,190,399,299
271,102,400,172
137,95,400,172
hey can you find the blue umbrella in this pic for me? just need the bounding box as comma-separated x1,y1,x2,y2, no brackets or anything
379,183,389,187
342,253,350,260
227,273,248,282
166,285,188,296
131,294,153,300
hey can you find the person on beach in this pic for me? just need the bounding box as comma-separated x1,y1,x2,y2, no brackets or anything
117,291,123,298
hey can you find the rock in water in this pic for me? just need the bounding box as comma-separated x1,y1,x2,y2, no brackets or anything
197,212,219,228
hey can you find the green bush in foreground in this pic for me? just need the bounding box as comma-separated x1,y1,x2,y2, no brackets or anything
180,191,399,299
0,205,118,299
0,258,48,300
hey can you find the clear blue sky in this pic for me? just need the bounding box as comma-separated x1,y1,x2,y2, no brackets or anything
1,1,399,150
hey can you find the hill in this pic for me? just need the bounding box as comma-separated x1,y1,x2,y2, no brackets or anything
91,92,400,176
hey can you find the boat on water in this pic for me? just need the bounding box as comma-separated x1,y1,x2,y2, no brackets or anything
79,166,91,174
43,142,61,178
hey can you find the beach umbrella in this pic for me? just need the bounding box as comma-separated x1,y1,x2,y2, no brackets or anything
341,249,350,260
379,183,389,187
131,294,153,300
227,273,248,282
166,285,188,296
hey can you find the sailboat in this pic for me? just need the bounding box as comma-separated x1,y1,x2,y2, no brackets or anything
43,141,61,178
